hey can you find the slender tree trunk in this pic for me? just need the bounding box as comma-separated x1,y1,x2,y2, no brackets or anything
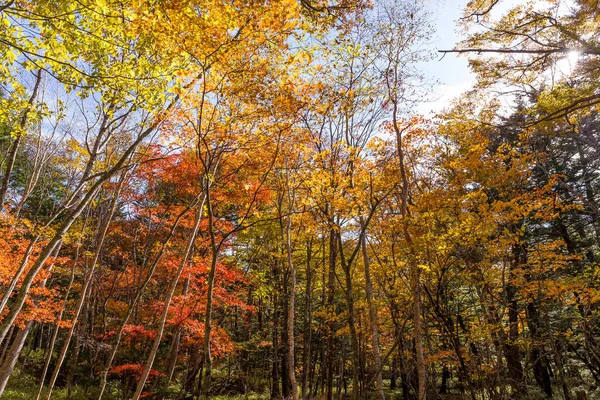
65,324,81,400
0,246,62,397
14,120,48,218
200,175,221,398
391,107,426,400
282,286,290,398
132,197,204,400
302,239,313,400
0,134,151,350
36,324,60,400
317,236,326,398
504,245,526,397
361,226,384,399
165,276,190,387
284,215,298,400
202,252,218,396
411,262,426,400
272,271,281,400
0,326,14,366
505,285,524,396
165,327,182,388
326,229,336,400
181,345,202,397
0,321,33,393
400,342,408,400
279,167,298,400
337,232,361,400
97,200,195,400
543,306,572,400
44,271,94,400
0,69,42,208
526,302,552,397
35,242,80,400
45,176,125,400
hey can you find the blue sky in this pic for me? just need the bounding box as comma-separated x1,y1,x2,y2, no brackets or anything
418,0,476,116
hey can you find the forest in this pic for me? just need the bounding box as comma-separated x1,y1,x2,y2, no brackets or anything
0,0,599,399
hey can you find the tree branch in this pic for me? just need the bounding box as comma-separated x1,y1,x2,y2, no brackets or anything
439,47,600,55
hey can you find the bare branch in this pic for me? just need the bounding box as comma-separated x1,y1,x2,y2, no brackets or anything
439,47,600,55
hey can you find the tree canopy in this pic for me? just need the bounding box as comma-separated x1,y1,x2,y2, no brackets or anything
0,0,599,399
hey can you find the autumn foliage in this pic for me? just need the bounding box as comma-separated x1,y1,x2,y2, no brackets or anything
0,0,599,399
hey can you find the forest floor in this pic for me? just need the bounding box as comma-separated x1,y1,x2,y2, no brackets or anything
0,374,419,400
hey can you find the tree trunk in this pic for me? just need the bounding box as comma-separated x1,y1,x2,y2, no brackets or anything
301,239,313,399
272,288,281,399
132,198,204,400
0,114,162,349
392,110,426,400
337,232,361,400
326,229,336,400
526,302,552,397
411,262,426,400
504,283,525,396
44,272,94,400
282,273,290,398
0,69,42,208
45,177,125,400
35,244,79,400
282,208,298,399
66,325,82,400
165,276,190,387
504,244,526,397
361,226,384,399
543,306,572,400
201,173,222,398
0,326,14,366
97,200,195,400
0,321,33,393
